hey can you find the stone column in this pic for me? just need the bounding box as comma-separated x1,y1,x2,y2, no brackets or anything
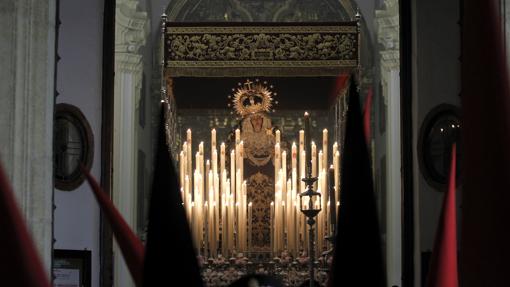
113,1,148,286
376,1,401,286
0,0,56,272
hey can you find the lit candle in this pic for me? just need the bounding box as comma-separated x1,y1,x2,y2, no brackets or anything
205,160,211,201
212,150,218,177
187,129,192,184
248,201,253,252
323,129,328,170
205,201,210,257
311,141,317,181
304,112,311,177
184,175,190,219
318,150,323,180
317,150,324,252
334,150,340,214
328,165,337,234
220,143,226,181
294,198,300,257
241,181,247,252
212,201,217,257
235,201,240,251
221,195,227,257
292,142,298,196
179,151,185,189
322,168,328,237
195,151,200,199
227,181,234,256
239,141,244,190
191,201,198,253
286,179,293,253
182,141,188,178
275,143,281,198
275,129,281,144
211,128,217,151
235,128,241,144
230,149,236,207
187,128,192,144
336,201,341,224
281,150,287,207
270,201,275,257
299,130,305,194
280,200,287,250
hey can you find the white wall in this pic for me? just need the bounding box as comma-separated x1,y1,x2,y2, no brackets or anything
412,0,460,285
54,1,104,287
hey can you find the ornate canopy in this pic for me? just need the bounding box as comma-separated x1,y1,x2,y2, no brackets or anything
162,21,360,77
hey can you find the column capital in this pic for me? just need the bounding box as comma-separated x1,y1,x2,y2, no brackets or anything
115,0,148,54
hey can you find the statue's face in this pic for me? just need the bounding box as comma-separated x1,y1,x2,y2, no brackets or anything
250,115,264,132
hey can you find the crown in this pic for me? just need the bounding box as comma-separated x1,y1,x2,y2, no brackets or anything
228,79,277,116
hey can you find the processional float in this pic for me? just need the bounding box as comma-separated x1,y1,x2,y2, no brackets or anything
160,15,360,286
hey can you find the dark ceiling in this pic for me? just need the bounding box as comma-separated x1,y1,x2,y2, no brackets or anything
172,77,340,110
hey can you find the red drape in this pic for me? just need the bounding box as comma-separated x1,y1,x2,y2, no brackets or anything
82,167,145,286
426,144,458,287
0,162,51,287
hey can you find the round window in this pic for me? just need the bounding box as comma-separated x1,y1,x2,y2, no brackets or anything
54,103,94,191
418,104,461,189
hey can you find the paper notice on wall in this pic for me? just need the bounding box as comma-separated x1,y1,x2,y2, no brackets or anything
53,268,80,287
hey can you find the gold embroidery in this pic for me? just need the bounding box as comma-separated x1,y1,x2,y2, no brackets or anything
165,24,359,71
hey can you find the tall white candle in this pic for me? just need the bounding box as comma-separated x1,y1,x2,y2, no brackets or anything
311,141,317,187
299,130,305,195
211,128,217,151
221,195,227,257
270,201,275,257
334,150,340,215
323,129,328,171
235,128,241,144
282,150,287,206
239,141,244,190
199,142,205,195
212,201,217,257
205,201,210,257
191,201,198,253
186,129,192,187
220,143,226,194
248,201,252,252
205,160,211,200
286,179,293,254
230,149,236,206
304,112,311,177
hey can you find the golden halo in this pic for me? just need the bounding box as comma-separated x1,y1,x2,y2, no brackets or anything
231,79,274,116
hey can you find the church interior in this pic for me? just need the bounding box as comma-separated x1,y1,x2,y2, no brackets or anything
1,0,509,286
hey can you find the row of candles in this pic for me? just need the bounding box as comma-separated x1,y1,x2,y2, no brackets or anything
178,117,341,258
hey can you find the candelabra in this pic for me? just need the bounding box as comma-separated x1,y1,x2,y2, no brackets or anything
299,112,322,287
